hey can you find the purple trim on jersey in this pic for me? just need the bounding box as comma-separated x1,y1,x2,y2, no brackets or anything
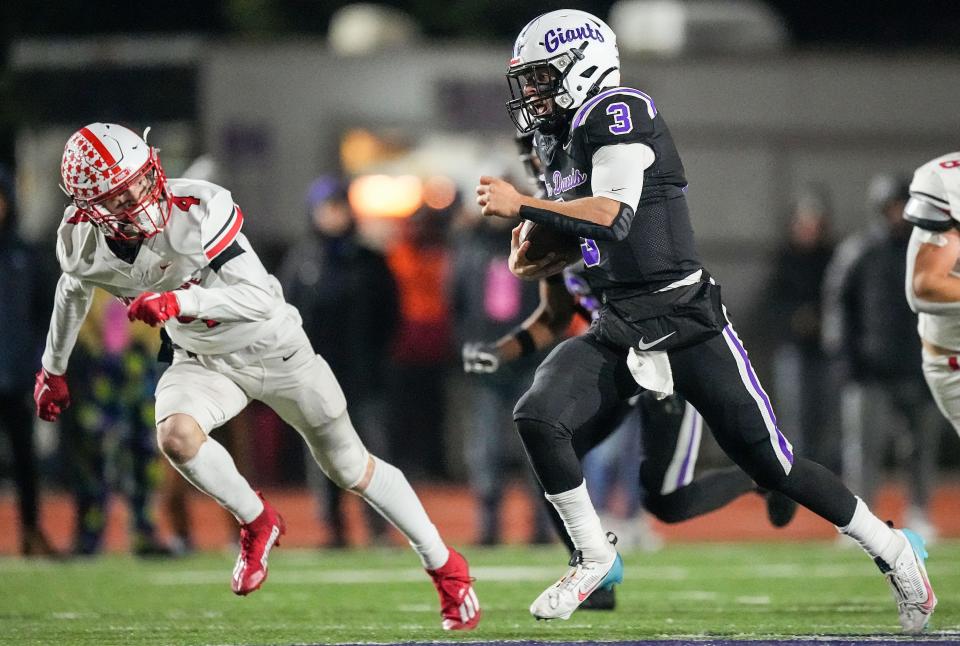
572,87,657,130
722,325,794,468
675,408,702,490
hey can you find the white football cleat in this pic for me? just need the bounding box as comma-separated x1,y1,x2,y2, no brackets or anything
530,532,623,621
879,528,937,634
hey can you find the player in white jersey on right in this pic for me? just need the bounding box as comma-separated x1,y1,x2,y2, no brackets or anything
905,151,960,440
34,122,480,630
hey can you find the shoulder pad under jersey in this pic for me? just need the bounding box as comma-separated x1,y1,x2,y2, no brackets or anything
165,178,244,262
905,153,960,231
56,206,100,275
570,87,658,147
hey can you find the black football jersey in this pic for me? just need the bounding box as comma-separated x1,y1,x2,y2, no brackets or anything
533,87,701,296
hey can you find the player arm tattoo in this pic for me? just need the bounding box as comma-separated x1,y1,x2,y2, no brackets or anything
518,200,635,242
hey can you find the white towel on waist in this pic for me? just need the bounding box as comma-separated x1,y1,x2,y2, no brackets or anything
626,347,674,399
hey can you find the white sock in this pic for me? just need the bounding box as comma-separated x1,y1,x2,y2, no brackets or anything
359,456,449,570
170,438,263,524
837,497,906,566
545,480,614,563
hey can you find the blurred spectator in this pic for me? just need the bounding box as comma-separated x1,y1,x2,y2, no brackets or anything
452,214,552,545
768,187,837,470
0,165,59,556
280,176,398,545
822,174,941,541
60,291,171,556
386,204,454,480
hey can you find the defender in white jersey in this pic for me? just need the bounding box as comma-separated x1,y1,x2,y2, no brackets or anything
34,123,480,630
904,151,960,440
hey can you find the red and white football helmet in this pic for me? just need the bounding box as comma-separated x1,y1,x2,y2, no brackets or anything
60,123,171,240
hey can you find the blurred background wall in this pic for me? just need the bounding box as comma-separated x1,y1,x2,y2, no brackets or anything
7,3,960,318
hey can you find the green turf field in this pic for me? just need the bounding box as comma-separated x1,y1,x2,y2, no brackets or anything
3,541,958,645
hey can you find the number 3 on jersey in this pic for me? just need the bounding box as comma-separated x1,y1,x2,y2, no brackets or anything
606,102,633,135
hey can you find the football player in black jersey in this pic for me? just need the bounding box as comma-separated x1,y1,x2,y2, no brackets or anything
464,132,798,612
475,9,936,631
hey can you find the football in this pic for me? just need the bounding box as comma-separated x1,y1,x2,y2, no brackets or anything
518,219,581,263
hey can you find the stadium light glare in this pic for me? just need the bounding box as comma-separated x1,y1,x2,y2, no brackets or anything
348,174,423,219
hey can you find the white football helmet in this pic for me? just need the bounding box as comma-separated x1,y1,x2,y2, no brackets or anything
60,122,171,240
506,10,620,133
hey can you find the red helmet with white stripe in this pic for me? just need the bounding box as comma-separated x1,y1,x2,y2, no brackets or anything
60,123,171,240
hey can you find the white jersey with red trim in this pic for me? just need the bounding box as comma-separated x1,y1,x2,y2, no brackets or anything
908,152,960,222
42,178,300,373
905,153,960,351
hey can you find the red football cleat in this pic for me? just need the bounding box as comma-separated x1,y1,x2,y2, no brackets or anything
427,547,481,630
231,493,286,596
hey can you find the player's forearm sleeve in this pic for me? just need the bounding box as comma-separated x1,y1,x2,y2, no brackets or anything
519,201,635,241
41,273,94,374
174,241,281,322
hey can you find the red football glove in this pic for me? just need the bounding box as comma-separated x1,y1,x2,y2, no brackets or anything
127,291,181,326
34,368,70,422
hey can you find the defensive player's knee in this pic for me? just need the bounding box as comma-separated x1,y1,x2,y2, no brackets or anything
311,446,367,490
298,412,369,489
156,414,205,463
331,448,368,490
